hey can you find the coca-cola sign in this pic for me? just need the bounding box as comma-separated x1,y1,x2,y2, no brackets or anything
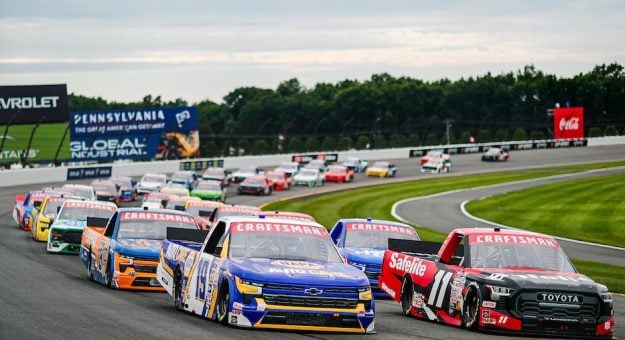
554,107,584,139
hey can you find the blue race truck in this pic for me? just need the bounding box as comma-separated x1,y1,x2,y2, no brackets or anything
157,215,376,333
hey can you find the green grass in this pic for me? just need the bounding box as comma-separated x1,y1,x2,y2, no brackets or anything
263,161,625,292
573,260,625,293
465,173,625,247
0,123,70,162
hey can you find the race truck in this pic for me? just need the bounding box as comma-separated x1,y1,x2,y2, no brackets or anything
30,194,84,242
378,227,615,338
157,216,375,333
13,189,70,231
47,200,117,254
329,218,420,298
80,207,200,291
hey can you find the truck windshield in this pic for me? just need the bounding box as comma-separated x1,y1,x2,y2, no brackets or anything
345,227,419,249
117,220,197,239
59,207,115,221
470,243,576,272
230,232,343,263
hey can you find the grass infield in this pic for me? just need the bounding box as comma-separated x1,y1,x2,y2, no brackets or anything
263,160,625,292
465,172,625,247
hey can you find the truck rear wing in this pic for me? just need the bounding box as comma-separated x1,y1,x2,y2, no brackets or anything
86,217,110,229
166,227,209,243
388,239,464,264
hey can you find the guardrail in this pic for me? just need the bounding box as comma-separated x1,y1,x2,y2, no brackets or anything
1,136,623,188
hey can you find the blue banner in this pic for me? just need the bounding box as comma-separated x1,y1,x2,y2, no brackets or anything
69,106,199,161
67,166,112,180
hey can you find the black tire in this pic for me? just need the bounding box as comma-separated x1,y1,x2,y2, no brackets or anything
463,286,481,330
87,251,95,281
174,269,183,310
216,280,230,324
400,276,413,316
103,257,112,288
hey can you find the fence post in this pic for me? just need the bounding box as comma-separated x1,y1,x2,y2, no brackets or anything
23,116,46,167
0,112,19,158
53,124,71,166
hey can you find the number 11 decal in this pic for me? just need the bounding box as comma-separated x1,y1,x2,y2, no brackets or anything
427,270,453,308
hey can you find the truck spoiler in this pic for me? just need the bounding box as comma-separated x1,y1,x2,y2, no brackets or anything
166,227,209,243
388,239,464,258
86,217,110,228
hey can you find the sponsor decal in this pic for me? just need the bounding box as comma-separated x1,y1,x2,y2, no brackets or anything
482,301,497,308
46,197,71,203
185,201,221,208
64,201,116,211
346,223,417,235
498,316,508,324
230,315,238,324
232,302,244,310
257,303,266,311
482,310,490,319
271,260,323,270
537,293,582,304
488,272,591,283
605,321,612,330
449,274,466,313
231,222,327,238
183,254,195,274
483,317,496,325
268,267,349,278
120,211,194,224
470,233,560,249
380,282,396,299
388,253,428,277
544,317,579,323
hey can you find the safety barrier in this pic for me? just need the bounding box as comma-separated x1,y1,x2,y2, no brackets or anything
1,136,623,188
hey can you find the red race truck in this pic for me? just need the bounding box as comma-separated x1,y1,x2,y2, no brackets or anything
378,227,615,338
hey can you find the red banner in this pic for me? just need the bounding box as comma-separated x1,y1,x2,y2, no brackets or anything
554,107,584,139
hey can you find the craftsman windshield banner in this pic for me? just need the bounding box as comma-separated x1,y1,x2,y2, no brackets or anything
0,84,68,124
69,106,199,161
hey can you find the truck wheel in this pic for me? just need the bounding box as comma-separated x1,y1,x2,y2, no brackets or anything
103,257,112,288
87,251,95,281
463,286,481,330
216,280,230,324
401,276,413,316
174,269,183,310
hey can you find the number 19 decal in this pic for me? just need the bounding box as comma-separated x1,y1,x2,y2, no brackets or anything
427,270,453,308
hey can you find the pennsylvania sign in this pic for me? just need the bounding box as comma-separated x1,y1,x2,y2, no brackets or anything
69,106,199,161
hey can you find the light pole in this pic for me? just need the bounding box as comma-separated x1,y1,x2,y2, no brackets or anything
370,117,382,148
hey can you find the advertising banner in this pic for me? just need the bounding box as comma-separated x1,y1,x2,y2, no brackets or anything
179,159,224,171
292,152,339,164
66,166,112,180
0,84,68,124
69,106,199,161
554,107,584,139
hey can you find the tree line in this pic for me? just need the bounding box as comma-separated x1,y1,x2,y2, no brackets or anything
69,63,625,157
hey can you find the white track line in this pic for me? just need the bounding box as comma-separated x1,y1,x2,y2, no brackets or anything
392,166,625,251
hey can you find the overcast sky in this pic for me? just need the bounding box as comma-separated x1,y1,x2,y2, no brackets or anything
1,0,624,103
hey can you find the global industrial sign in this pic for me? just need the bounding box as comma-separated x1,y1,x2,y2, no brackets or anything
69,106,199,161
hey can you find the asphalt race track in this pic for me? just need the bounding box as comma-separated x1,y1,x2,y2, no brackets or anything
1,144,624,340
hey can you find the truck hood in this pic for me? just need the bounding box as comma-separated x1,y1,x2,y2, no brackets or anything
113,239,162,259
231,258,369,286
472,269,603,293
50,219,87,230
343,247,385,265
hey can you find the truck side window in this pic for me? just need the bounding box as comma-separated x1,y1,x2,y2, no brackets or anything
204,221,226,255
103,212,117,237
